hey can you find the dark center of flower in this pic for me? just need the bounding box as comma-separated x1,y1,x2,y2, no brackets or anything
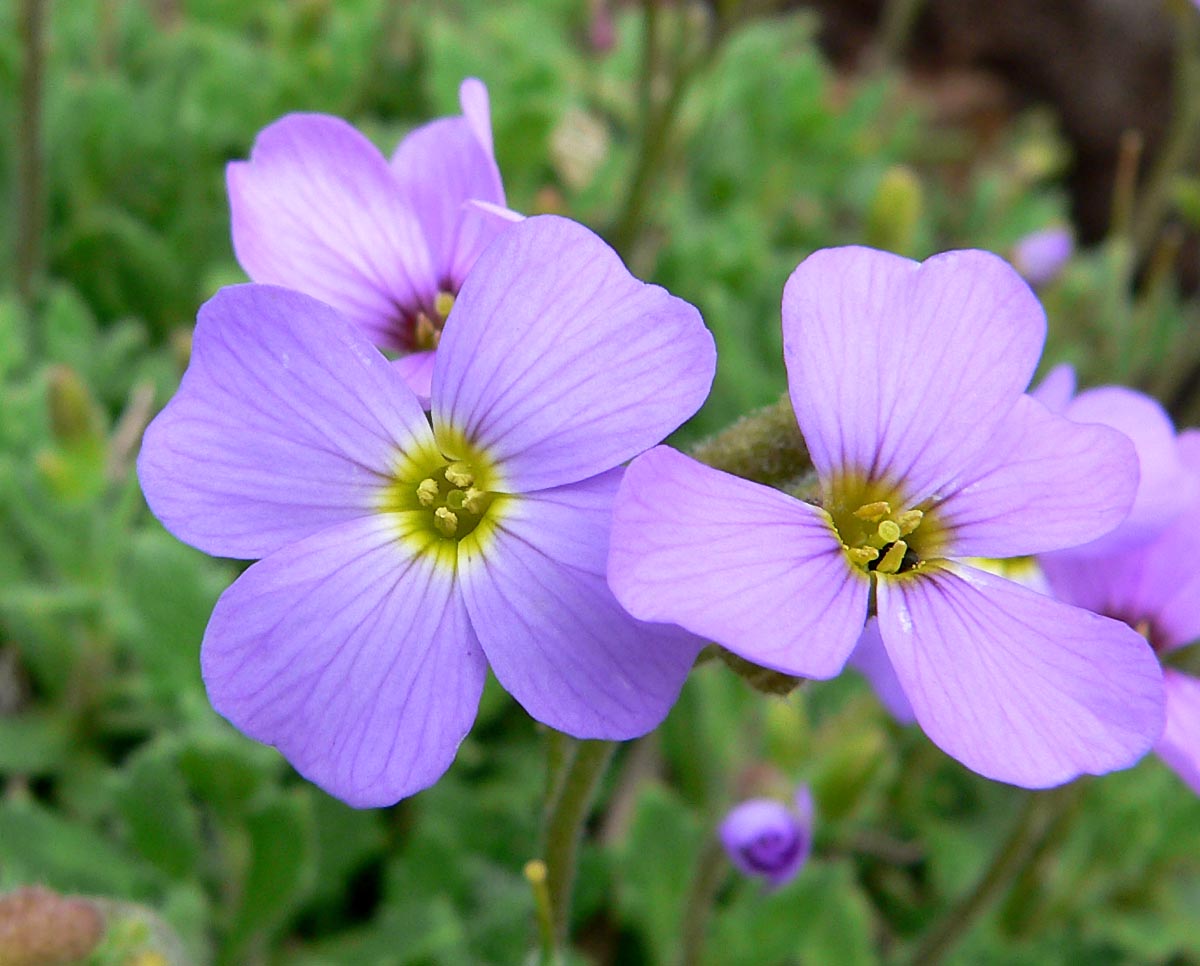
410,290,456,352
824,475,944,576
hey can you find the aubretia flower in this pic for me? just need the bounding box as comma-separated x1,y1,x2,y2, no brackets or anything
1040,415,1200,794
227,78,510,400
609,245,1164,787
720,786,814,890
138,216,715,807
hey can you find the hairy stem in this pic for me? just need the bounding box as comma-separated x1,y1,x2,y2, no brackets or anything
543,738,617,945
904,785,1078,966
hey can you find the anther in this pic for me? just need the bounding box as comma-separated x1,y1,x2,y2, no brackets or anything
847,546,880,566
445,462,474,488
463,487,488,514
434,507,459,537
897,509,923,535
434,291,455,320
414,313,440,349
416,478,439,506
876,540,908,575
854,501,891,522
876,520,901,543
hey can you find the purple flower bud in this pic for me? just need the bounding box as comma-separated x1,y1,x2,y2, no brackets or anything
588,0,616,54
1011,227,1074,287
719,785,814,889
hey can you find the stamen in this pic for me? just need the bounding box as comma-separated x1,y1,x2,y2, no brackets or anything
854,501,891,522
414,313,440,349
416,478,439,506
445,462,474,488
875,540,908,575
434,290,455,319
876,520,901,544
434,507,459,537
847,546,879,566
897,509,923,535
463,487,488,514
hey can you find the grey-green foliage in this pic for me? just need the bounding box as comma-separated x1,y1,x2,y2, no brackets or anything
2,0,1199,964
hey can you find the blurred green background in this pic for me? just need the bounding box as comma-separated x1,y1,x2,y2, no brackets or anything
2,0,1200,963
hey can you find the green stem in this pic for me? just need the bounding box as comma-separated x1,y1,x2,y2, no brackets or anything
1132,0,1200,262
676,834,729,966
904,786,1076,966
543,738,617,946
874,0,926,71
15,0,49,310
608,1,726,259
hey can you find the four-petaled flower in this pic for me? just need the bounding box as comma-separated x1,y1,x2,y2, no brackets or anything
138,215,715,806
609,245,1164,787
227,77,511,401
1035,384,1200,795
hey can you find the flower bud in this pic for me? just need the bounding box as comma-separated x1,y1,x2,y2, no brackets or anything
1011,226,1073,287
864,165,923,256
47,364,103,446
719,785,814,889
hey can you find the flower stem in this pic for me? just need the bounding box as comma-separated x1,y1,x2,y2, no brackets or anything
1132,0,1200,263
15,0,49,311
675,833,728,966
904,784,1078,966
542,737,617,946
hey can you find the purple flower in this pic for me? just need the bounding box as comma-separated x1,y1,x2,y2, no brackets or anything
1011,226,1073,287
609,246,1163,788
1042,433,1200,794
1032,367,1197,555
227,78,510,401
720,786,814,890
138,216,715,806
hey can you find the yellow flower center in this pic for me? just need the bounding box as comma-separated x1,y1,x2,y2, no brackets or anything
380,427,507,567
411,290,457,352
824,474,945,576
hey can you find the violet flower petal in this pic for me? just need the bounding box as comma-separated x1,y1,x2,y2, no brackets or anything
936,393,1138,558
1058,386,1196,554
201,514,486,808
1042,430,1200,651
783,247,1045,499
392,350,437,410
607,446,869,679
876,561,1163,787
1028,362,1076,414
227,113,438,347
846,618,917,724
432,216,715,493
390,78,507,291
137,284,433,560
1157,670,1200,795
460,469,703,739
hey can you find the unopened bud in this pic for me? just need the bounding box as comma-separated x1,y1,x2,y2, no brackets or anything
865,165,923,255
719,785,814,890
47,364,103,446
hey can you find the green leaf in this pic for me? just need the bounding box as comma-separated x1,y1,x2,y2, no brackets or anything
223,792,316,962
0,798,158,896
112,739,203,880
